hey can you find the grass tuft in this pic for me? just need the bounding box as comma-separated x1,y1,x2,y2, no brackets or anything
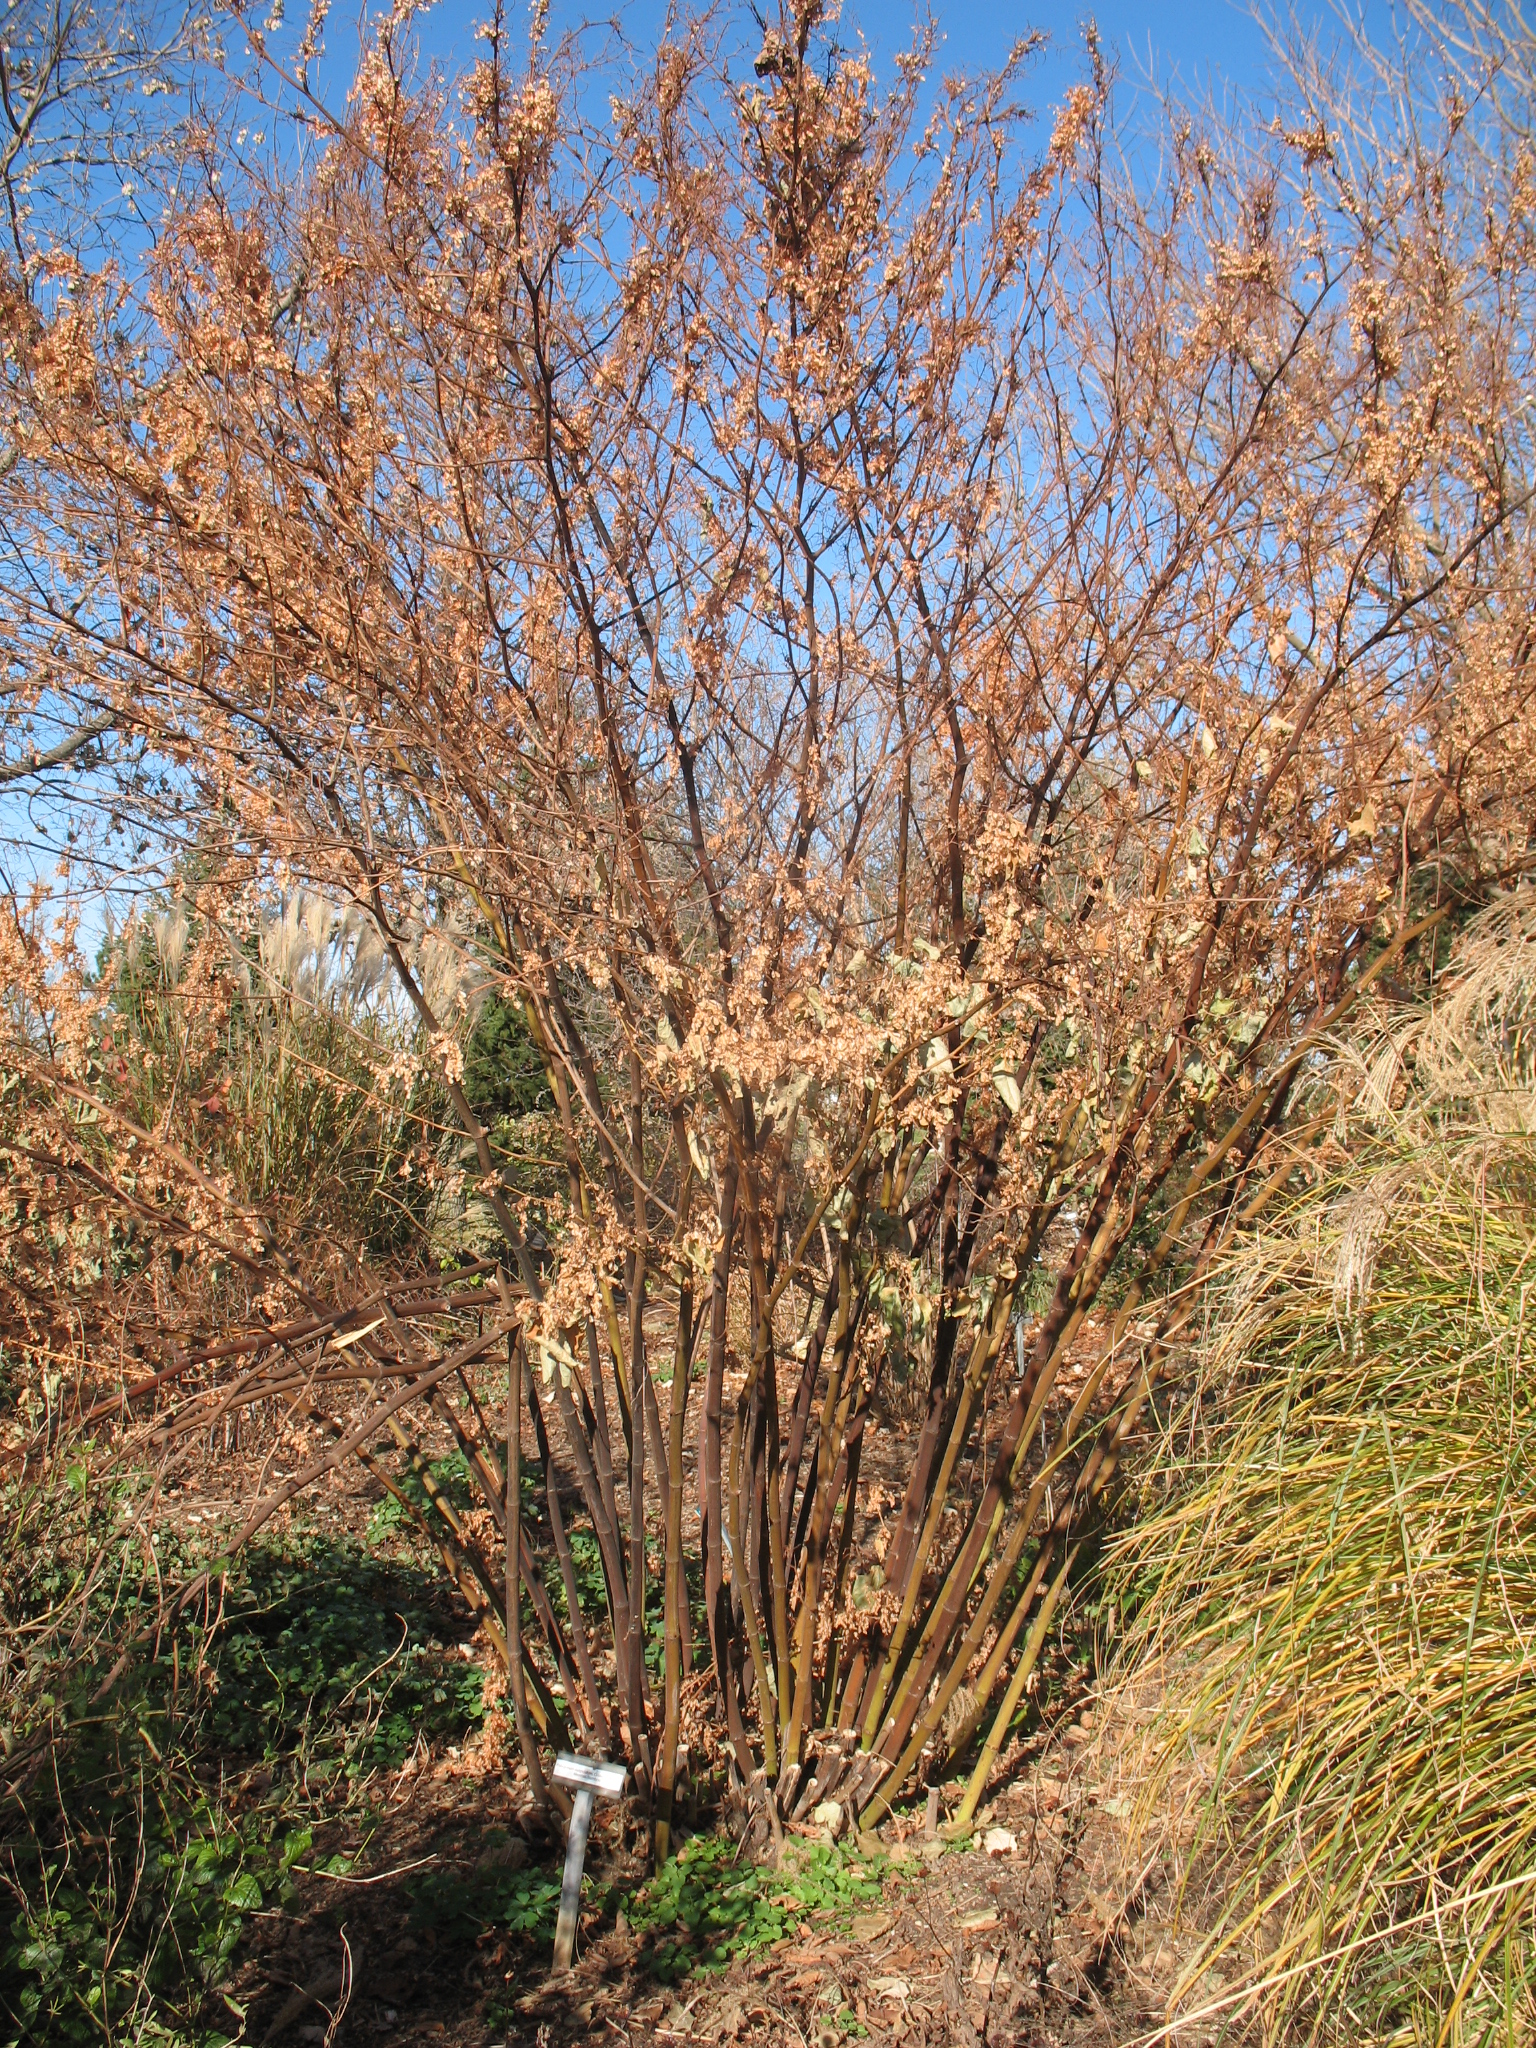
1107,890,1536,2045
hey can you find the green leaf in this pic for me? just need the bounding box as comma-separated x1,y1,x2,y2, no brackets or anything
223,1872,262,1912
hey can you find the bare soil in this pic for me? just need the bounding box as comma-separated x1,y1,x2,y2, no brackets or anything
224,1679,1203,2048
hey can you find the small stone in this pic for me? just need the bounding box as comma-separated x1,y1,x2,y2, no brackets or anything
982,1826,1018,1856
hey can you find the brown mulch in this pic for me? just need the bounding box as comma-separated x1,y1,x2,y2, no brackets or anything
226,1700,1201,2048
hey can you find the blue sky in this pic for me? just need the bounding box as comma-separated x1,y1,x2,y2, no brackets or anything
400,0,1323,124
852,0,1285,101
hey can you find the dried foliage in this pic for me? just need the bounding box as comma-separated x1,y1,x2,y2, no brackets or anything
0,0,217,283
0,0,1533,1861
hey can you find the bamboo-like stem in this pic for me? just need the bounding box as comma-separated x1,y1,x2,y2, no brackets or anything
821,1364,877,1728
787,1275,869,1587
726,1320,780,1778
745,1385,770,1694
950,1543,1080,1832
939,1538,1056,1772
524,975,637,1526
909,1089,1351,1794
864,927,1443,1800
372,1414,570,1762
580,1314,627,1608
778,1276,835,1559
700,1157,752,1775
655,1270,694,1862
740,1176,794,1755
873,1133,1171,1766
424,1385,509,1530
877,1305,1209,1829
785,1253,860,1763
384,1412,579,1729
506,1333,548,1804
758,1283,793,1754
526,1376,616,1750
867,1361,1116,1817
745,1163,794,1753
625,1041,652,1768
640,1349,672,1542
302,1400,556,1737
859,1282,1014,1747
626,1257,651,1780
549,1368,633,1671
870,1085,1077,1686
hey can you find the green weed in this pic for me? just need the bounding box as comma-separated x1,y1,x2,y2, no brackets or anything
1,1522,486,2047
407,1861,564,1943
363,1448,476,1549
626,1835,898,1982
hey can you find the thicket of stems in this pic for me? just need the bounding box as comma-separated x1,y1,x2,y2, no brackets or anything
0,0,1532,1872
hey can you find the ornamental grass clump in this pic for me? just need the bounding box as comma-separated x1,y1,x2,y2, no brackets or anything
1109,890,1536,2044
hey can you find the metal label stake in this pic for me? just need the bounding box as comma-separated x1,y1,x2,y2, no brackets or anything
550,1753,627,1973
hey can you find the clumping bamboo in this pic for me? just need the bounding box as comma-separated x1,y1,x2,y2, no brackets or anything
1,0,1533,1866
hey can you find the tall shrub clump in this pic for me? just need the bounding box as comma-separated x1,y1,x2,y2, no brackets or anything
2,0,1534,1846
